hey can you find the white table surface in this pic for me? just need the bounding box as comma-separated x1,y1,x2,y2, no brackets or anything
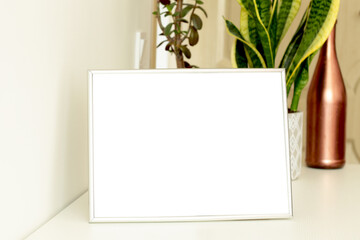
27,165,360,240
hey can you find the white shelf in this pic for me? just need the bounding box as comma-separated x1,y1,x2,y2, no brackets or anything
27,165,360,240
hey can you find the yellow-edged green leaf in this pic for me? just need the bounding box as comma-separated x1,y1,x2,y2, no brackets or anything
241,8,262,49
240,8,251,42
231,40,248,68
269,0,278,28
239,0,273,64
290,51,318,111
240,8,265,67
280,6,310,69
281,31,303,72
225,18,267,68
255,0,271,27
244,48,254,67
286,0,340,91
236,0,256,17
269,0,278,57
289,61,309,111
253,0,274,67
276,0,301,51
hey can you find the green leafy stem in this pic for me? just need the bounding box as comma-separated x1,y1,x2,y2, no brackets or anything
153,0,208,68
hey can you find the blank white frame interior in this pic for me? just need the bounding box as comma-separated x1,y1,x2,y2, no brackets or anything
89,69,292,222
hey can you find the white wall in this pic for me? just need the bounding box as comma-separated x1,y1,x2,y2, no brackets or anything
0,0,153,239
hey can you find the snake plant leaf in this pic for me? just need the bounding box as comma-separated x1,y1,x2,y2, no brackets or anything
281,32,303,77
244,46,265,67
271,0,278,17
240,8,265,67
236,0,256,16
255,0,271,27
290,51,318,111
240,8,262,50
231,40,248,68
253,0,274,67
276,0,301,51
240,8,252,42
240,9,263,49
286,0,340,91
238,0,274,67
279,8,309,71
243,48,254,67
268,0,278,57
289,64,308,111
225,18,267,68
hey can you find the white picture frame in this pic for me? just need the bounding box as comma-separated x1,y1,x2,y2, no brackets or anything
89,69,292,222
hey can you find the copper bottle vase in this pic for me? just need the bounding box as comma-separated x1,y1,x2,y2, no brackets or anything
306,24,346,169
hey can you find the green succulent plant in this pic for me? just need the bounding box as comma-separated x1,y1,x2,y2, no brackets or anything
224,0,340,112
153,0,207,68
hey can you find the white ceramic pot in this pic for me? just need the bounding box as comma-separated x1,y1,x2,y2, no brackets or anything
288,111,303,180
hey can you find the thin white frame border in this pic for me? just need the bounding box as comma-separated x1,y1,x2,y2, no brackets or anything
88,68,292,223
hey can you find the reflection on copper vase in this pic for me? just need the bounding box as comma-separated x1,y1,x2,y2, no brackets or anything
306,23,346,169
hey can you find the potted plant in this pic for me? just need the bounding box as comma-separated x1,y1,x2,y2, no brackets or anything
153,0,207,68
224,0,340,179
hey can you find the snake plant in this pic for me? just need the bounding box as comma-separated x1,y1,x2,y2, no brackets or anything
224,0,340,112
